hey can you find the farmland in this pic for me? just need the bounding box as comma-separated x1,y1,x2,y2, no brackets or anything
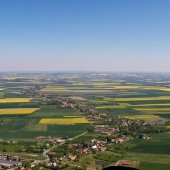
1,72,170,169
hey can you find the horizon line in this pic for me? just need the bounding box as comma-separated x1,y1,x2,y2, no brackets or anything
0,70,170,74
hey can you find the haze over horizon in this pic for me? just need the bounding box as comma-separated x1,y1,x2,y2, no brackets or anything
0,0,170,72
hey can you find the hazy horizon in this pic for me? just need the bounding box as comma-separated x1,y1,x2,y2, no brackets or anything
0,0,170,72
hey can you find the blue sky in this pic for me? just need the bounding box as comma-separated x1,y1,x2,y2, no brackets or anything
0,0,170,72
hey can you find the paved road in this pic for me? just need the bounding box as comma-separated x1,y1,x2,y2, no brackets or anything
69,131,88,140
43,131,88,158
115,160,120,166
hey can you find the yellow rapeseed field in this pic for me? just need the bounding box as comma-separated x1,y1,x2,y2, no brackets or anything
95,105,126,109
119,103,131,106
0,88,4,91
39,117,89,125
130,103,170,107
41,86,68,90
0,108,39,115
0,98,32,103
124,115,159,120
112,86,141,89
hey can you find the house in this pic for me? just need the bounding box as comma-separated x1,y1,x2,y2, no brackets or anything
92,145,97,150
68,143,78,148
119,160,129,165
37,136,46,139
46,151,56,158
68,155,77,161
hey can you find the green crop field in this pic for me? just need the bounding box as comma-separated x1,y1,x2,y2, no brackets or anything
0,103,39,109
47,124,90,131
0,130,85,139
122,133,170,169
30,107,80,118
130,133,170,155
140,162,170,170
96,107,143,115
0,118,38,130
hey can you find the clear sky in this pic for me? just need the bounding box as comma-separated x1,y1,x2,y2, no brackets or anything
0,0,170,72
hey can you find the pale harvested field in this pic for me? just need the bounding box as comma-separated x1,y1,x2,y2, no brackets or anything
75,90,113,93
69,96,87,101
41,90,113,94
111,85,170,92
40,90,73,93
39,117,89,125
134,108,170,111
114,96,170,101
26,124,47,131
87,100,107,103
0,108,39,115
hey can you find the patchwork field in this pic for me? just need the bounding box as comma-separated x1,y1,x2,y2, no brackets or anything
0,102,89,139
0,116,90,138
84,89,170,120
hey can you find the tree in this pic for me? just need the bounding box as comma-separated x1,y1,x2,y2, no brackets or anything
23,160,31,168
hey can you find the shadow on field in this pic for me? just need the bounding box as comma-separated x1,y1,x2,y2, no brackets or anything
103,166,139,170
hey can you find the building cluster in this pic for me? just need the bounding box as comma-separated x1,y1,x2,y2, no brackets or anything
0,154,21,169
94,125,120,135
